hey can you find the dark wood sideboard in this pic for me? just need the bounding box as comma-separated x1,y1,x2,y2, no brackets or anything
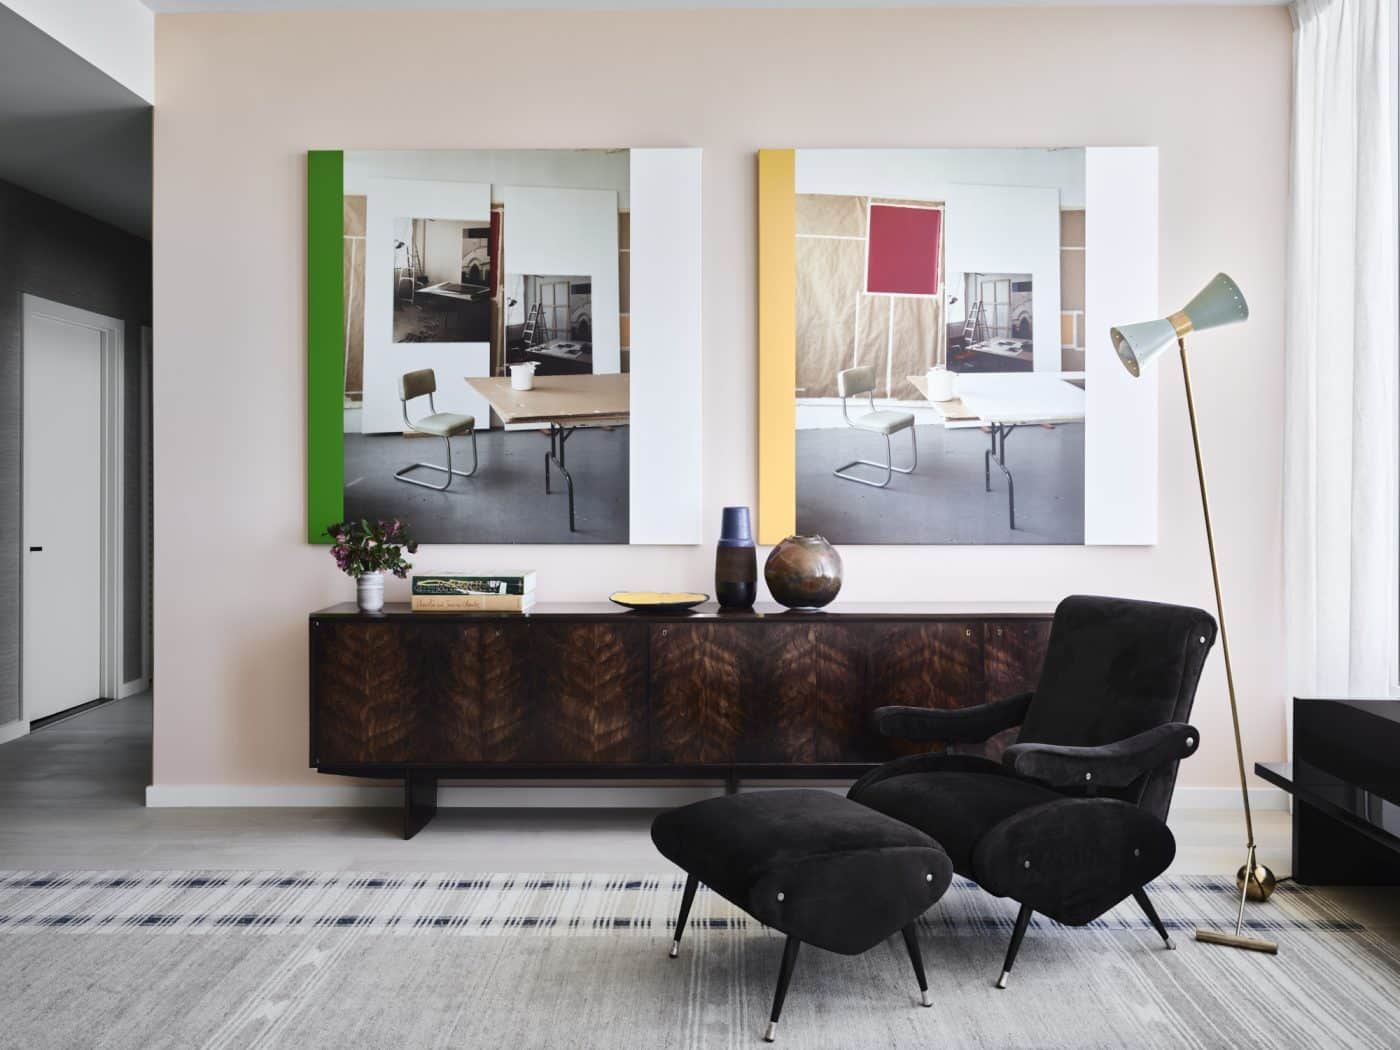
309,603,1054,837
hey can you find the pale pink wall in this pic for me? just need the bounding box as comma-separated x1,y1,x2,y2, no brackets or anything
152,8,1292,793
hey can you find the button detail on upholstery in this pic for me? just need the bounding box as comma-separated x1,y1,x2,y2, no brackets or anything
925,874,933,883
776,892,785,902
1084,772,1093,781
1023,859,1031,869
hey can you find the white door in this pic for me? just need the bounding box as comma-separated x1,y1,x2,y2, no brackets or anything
22,300,108,721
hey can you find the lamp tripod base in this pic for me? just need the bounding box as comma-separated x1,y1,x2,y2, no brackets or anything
1194,928,1279,953
1194,845,1279,954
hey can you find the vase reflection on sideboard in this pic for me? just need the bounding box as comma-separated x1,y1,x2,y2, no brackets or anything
715,506,757,609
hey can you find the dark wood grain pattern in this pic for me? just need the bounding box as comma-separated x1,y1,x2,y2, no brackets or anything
478,622,533,762
532,622,647,762
314,621,414,765
310,607,1053,774
983,619,1051,698
757,623,868,763
866,622,985,757
976,619,1053,760
650,623,748,764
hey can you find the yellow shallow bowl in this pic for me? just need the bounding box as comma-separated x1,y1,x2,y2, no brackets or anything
609,591,709,611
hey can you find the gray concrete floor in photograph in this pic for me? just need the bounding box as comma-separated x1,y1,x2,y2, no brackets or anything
796,423,1084,545
343,427,628,544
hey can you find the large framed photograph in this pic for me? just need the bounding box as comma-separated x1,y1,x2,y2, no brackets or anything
757,147,1158,546
307,148,702,545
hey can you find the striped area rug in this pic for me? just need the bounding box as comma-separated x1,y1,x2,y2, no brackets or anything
0,872,1395,1048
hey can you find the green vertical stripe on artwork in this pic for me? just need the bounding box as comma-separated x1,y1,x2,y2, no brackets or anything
307,150,344,544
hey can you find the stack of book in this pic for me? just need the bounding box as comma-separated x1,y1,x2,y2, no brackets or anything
410,571,537,612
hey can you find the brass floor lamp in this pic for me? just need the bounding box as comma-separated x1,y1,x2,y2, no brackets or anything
1110,274,1279,954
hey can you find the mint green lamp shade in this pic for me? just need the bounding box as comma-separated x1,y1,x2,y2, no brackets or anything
1110,273,1250,377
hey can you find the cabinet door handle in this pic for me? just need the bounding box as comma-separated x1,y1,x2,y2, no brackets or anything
965,627,973,638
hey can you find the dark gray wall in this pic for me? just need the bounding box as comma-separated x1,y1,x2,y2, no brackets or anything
0,178,151,725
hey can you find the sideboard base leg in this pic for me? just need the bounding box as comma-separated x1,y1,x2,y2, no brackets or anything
725,770,739,796
404,773,438,839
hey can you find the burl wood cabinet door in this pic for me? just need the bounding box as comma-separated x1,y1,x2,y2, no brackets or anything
865,621,986,758
983,620,1051,699
747,622,868,763
312,620,531,765
313,620,414,765
976,619,1052,760
650,622,867,765
650,623,749,764
531,621,648,763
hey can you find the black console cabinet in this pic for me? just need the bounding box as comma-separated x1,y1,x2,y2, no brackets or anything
1256,697,1400,885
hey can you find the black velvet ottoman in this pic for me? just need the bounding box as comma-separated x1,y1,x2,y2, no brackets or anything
650,789,954,1042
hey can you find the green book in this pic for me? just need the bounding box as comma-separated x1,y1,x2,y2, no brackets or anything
412,572,536,597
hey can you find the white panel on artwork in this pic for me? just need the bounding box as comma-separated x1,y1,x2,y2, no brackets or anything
629,148,703,546
498,185,620,375
795,148,1086,207
944,184,1062,372
361,177,492,434
1085,147,1159,545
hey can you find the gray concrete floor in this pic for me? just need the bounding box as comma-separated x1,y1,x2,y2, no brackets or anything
343,426,628,544
796,423,1084,545
1,693,1398,950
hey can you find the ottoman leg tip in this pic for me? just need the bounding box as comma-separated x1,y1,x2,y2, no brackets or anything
669,941,680,959
763,1021,778,1042
995,971,1010,990
920,989,933,1008
1164,937,1177,951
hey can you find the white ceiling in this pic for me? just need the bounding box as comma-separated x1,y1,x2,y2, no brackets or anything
141,0,1288,11
0,4,151,237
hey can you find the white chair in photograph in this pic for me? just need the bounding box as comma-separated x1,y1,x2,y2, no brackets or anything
832,365,918,488
394,368,478,491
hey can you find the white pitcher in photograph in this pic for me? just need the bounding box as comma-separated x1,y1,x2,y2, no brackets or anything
509,362,537,391
926,364,957,402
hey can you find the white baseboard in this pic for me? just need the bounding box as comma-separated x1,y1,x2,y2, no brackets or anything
118,677,150,699
0,719,30,746
145,782,1288,811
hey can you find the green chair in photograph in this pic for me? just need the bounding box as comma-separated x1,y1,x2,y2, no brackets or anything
832,365,918,488
393,368,478,491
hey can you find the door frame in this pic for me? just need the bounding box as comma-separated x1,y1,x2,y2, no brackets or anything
135,325,152,693
20,294,126,720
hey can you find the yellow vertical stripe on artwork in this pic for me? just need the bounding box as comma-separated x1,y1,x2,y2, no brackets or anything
757,149,796,544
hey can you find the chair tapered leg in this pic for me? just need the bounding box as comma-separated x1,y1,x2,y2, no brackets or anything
1132,887,1175,950
668,874,699,958
996,904,1033,989
763,936,802,1042
901,923,932,1007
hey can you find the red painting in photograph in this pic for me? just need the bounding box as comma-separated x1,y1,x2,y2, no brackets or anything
865,204,941,296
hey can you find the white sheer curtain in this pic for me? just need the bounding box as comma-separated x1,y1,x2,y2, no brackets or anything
1285,0,1400,699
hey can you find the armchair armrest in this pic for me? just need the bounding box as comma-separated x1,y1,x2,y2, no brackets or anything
1002,722,1200,790
870,692,1032,744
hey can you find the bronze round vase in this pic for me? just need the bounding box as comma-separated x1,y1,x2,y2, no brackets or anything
764,535,842,610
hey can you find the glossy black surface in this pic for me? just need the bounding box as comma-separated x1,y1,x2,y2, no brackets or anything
1257,697,1400,884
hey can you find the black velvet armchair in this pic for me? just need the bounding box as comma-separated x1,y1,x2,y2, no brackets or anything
848,594,1215,988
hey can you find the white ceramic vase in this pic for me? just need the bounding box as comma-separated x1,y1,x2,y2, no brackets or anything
926,365,957,402
356,571,385,612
